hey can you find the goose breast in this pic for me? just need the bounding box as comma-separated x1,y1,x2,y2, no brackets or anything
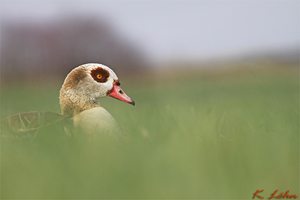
73,107,119,134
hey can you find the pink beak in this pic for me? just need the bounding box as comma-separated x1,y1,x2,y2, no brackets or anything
108,81,135,106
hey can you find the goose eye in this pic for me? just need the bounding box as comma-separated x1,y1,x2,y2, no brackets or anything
96,74,102,79
91,67,110,83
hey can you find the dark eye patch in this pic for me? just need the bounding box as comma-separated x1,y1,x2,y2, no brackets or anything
91,67,110,83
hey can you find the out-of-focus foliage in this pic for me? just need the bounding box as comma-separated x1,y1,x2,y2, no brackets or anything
1,17,148,83
0,68,298,199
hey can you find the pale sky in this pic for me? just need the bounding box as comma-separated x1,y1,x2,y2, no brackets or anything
1,0,299,62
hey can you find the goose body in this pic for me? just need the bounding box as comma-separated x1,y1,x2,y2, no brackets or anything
2,63,134,136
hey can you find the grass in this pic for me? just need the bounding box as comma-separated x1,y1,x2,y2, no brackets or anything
0,68,299,199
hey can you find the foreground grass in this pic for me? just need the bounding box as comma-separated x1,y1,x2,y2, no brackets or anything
0,69,299,199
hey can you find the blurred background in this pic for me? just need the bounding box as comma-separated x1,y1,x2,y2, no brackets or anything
1,0,299,82
0,0,299,199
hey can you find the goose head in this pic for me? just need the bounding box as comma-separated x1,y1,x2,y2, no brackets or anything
59,63,134,116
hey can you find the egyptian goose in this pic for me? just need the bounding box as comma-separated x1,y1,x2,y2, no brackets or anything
2,63,134,135
59,63,135,134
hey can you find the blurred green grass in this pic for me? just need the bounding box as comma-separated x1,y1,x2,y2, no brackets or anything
0,69,299,199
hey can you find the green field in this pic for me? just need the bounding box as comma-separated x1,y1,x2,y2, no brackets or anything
0,68,299,199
